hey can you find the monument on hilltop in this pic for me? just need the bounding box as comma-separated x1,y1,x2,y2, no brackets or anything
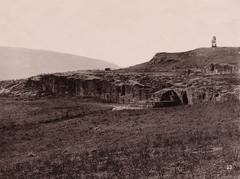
212,36,217,48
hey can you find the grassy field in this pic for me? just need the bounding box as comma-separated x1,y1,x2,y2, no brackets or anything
0,97,240,178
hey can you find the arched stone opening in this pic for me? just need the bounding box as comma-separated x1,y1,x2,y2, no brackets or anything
210,64,215,72
182,91,189,105
159,90,182,107
121,85,126,96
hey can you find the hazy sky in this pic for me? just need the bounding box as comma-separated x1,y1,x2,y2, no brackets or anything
0,0,240,67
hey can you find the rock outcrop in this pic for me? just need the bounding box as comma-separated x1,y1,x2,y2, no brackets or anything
1,71,239,107
127,47,240,74
1,47,240,107
24,72,153,104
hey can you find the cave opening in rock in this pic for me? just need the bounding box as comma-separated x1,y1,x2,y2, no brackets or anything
121,85,126,96
182,91,189,105
160,90,182,107
210,63,215,72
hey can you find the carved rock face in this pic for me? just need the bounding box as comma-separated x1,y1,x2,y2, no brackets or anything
205,63,238,74
1,70,238,108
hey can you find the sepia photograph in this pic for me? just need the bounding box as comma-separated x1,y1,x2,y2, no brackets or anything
0,0,240,178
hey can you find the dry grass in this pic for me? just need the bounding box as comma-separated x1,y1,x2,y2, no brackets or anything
0,97,240,178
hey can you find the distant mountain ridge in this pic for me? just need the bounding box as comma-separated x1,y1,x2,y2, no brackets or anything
0,47,119,80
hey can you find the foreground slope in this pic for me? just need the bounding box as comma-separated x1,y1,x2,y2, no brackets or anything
0,47,119,80
0,97,240,178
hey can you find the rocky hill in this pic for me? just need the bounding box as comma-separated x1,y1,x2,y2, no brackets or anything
127,47,240,73
0,47,119,80
0,47,240,107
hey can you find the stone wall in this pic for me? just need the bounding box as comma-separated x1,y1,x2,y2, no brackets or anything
204,63,238,74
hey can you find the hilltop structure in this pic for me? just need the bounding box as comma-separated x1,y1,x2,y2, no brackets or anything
212,36,217,48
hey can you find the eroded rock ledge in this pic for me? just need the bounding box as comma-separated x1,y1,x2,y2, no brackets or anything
1,70,239,107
